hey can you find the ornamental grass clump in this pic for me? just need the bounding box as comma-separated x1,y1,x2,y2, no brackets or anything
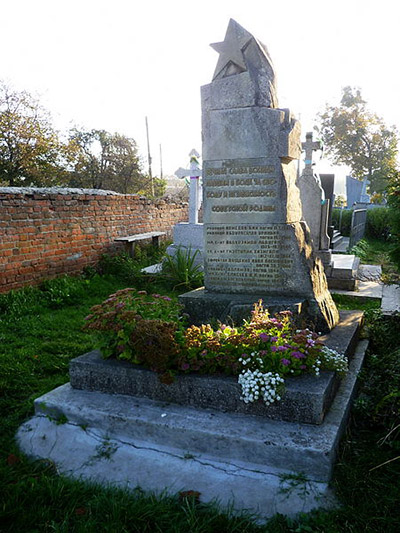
84,294,348,406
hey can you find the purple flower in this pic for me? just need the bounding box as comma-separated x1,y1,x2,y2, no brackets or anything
281,358,291,366
271,336,278,342
152,293,161,298
271,346,278,352
277,346,287,352
161,296,172,301
259,333,269,342
292,351,305,359
300,365,307,370
181,363,190,371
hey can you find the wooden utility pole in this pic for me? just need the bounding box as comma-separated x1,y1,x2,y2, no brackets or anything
145,116,154,195
159,143,163,180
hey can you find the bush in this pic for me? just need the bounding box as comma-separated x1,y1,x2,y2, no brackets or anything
366,207,392,241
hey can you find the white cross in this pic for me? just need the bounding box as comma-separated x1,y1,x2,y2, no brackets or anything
302,132,322,170
175,149,202,224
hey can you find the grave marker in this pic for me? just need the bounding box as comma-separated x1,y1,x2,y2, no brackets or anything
297,132,331,267
175,149,202,224
180,19,339,333
166,150,204,263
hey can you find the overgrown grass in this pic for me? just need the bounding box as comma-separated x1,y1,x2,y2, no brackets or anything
1,252,400,531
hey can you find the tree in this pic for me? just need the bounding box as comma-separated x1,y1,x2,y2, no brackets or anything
318,86,399,193
334,194,346,208
68,128,164,196
0,81,74,186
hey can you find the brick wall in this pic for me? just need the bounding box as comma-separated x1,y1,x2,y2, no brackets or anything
0,188,188,293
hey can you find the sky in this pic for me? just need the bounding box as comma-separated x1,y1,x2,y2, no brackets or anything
2,0,400,195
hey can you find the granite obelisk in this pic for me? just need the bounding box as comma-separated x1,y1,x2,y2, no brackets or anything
180,19,339,332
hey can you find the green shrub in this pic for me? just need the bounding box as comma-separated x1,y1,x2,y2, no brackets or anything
97,252,143,282
350,239,370,261
366,207,392,241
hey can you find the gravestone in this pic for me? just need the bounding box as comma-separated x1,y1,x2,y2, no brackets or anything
297,132,331,268
180,19,339,333
166,150,203,263
346,175,363,207
320,173,335,244
349,208,367,248
359,176,371,204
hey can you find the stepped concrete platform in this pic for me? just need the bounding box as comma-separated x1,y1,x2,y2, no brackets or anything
330,265,383,301
326,254,360,291
17,311,366,519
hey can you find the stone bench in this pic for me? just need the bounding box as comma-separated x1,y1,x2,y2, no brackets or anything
115,231,166,256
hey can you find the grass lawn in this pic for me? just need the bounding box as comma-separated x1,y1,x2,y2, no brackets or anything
1,252,400,532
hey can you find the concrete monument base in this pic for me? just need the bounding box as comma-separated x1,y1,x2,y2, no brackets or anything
179,287,337,334
17,311,366,520
166,222,204,265
326,254,361,291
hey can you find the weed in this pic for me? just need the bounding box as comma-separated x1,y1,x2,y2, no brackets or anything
278,472,312,500
161,247,204,290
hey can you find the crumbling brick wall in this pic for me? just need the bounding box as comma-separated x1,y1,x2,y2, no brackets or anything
0,188,188,293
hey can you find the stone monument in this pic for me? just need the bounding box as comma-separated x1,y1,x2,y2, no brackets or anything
180,19,339,333
297,132,332,267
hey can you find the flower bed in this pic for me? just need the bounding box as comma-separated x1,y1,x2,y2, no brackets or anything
84,289,348,408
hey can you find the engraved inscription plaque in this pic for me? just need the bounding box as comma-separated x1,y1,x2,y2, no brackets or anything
203,158,284,224
205,223,296,293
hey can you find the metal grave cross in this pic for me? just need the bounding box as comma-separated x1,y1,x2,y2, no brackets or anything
175,149,202,224
302,131,322,171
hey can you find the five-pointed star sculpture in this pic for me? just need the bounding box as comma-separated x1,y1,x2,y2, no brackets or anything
210,19,253,80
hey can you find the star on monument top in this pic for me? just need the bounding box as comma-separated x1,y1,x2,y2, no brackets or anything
210,19,253,80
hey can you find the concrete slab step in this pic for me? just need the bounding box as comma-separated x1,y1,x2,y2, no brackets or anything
331,255,360,279
70,351,339,426
327,253,359,290
332,237,349,253
16,414,336,519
